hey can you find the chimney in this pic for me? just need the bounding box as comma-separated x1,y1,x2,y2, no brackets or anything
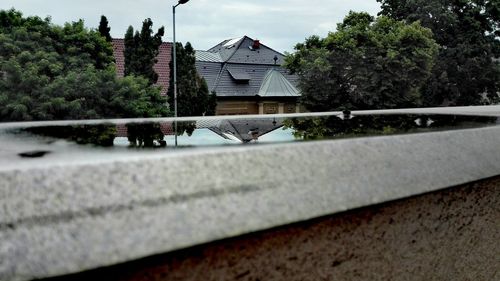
252,39,260,49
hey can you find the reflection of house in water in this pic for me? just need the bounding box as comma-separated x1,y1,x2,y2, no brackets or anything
197,118,285,143
196,36,301,115
116,118,284,143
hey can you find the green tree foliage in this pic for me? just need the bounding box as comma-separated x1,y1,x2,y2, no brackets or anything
168,42,217,116
0,9,169,122
98,15,112,42
286,12,439,111
377,0,500,105
284,115,498,140
124,19,164,85
27,124,117,147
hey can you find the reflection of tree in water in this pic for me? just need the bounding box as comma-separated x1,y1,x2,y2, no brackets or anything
126,123,165,148
284,115,498,140
25,124,117,147
22,115,497,147
26,123,167,148
126,121,196,148
24,121,197,148
175,121,196,137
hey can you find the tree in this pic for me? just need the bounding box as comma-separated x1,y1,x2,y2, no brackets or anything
284,115,420,140
27,124,117,147
168,42,217,116
377,0,500,105
124,18,164,85
286,12,439,111
126,123,164,147
283,114,497,140
0,9,169,122
98,15,112,42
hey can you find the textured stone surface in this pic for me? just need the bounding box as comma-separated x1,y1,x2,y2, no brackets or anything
350,104,500,117
44,176,500,281
1,116,500,280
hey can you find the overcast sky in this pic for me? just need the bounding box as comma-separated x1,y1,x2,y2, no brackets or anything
1,0,381,52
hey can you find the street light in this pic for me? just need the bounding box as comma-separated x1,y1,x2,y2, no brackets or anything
173,0,190,146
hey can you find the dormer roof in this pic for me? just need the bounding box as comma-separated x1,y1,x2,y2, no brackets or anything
258,69,300,97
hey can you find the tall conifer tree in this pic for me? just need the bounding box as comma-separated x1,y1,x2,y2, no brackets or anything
98,15,112,42
168,42,217,116
123,19,164,85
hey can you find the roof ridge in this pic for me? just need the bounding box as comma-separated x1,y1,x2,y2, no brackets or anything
224,35,249,62
212,63,227,92
112,38,171,45
240,36,286,57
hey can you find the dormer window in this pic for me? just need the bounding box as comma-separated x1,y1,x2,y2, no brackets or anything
228,68,250,84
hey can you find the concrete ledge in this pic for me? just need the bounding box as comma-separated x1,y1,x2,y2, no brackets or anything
1,120,500,280
43,176,500,281
1,104,500,280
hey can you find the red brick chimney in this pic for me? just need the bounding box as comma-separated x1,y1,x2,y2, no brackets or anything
252,39,260,49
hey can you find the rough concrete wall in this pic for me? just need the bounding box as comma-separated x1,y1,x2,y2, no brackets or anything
45,177,500,281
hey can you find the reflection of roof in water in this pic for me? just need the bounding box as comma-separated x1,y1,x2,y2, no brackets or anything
201,119,284,143
116,119,285,142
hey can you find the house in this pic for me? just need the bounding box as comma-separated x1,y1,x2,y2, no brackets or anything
196,36,301,115
111,36,301,115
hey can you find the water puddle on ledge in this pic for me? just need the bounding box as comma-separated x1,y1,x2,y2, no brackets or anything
0,114,498,168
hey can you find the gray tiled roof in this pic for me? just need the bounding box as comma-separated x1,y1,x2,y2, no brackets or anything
227,36,285,65
210,63,298,97
195,50,223,63
258,70,300,97
208,37,245,62
227,67,251,81
196,36,300,97
195,61,222,92
207,36,285,65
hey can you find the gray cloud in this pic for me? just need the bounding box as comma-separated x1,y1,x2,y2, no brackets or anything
1,0,380,52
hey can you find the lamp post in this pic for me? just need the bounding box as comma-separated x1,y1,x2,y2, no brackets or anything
173,0,189,147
